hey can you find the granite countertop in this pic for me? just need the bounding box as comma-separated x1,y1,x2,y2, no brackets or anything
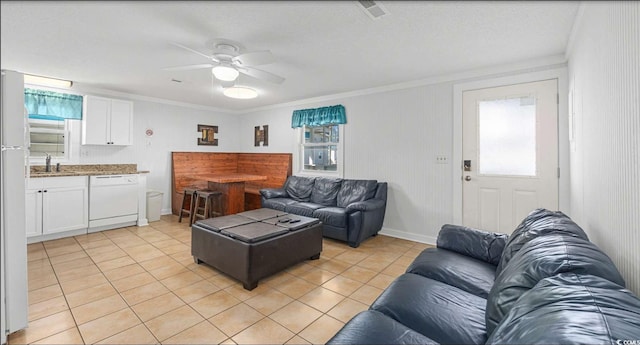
30,164,149,178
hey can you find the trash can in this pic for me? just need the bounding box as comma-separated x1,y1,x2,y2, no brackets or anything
146,190,163,222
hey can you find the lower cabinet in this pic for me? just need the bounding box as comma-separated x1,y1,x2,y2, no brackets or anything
26,176,89,239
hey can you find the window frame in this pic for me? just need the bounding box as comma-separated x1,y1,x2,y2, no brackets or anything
25,84,83,165
28,118,70,163
296,124,344,178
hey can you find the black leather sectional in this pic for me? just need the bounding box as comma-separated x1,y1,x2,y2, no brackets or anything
260,176,387,248
328,208,640,344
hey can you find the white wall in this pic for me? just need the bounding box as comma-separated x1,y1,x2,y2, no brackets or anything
65,92,240,214
239,62,567,244
57,58,572,248
566,2,640,294
240,85,454,244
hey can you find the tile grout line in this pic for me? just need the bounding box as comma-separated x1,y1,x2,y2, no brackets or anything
17,215,425,345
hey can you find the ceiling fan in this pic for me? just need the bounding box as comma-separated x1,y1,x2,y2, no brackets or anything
163,38,285,85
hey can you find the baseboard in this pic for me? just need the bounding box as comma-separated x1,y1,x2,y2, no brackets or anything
27,228,88,244
379,227,437,246
161,208,173,215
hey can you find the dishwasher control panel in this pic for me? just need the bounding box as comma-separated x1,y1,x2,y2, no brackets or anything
90,174,139,186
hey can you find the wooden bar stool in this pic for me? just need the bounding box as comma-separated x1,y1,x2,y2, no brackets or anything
178,187,198,225
193,189,223,221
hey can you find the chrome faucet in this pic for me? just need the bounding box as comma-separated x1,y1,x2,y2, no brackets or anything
45,153,52,172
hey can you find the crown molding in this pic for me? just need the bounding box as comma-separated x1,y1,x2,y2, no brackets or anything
241,54,567,114
38,54,568,116
71,84,235,114
565,2,586,60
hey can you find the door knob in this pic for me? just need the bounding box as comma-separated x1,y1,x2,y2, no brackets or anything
464,176,471,181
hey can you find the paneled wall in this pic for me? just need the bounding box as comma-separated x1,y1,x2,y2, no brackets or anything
567,2,640,293
239,82,461,244
63,58,574,252
238,64,568,244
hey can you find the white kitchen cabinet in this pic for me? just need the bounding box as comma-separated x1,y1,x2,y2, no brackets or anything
82,95,133,145
25,188,42,238
26,176,88,240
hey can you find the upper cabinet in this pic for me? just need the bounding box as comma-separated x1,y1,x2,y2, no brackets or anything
82,95,133,145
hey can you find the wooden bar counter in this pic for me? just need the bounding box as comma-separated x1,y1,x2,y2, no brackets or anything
171,152,291,216
191,173,267,215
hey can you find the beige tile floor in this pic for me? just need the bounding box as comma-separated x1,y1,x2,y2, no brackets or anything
9,214,432,345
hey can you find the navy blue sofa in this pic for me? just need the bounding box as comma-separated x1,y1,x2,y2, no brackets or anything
328,208,640,344
260,176,387,248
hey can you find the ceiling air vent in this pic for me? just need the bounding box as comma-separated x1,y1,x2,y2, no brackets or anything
357,0,389,20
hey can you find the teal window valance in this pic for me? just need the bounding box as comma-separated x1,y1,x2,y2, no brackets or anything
24,88,83,121
291,104,346,128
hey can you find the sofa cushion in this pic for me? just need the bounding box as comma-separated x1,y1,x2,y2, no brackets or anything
259,188,288,199
284,176,316,202
310,177,342,206
487,273,640,344
261,198,297,212
327,310,438,345
437,224,508,266
371,273,487,345
407,247,496,298
337,179,378,208
486,234,627,335
313,207,348,228
284,202,324,218
496,208,588,276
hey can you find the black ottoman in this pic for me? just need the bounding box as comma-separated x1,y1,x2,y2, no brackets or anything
191,209,323,290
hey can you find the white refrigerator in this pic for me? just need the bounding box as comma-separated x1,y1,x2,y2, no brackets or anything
1,70,28,344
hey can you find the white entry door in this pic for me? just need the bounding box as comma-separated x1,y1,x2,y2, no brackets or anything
462,79,558,234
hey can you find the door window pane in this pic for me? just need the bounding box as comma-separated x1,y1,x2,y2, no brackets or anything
478,97,536,176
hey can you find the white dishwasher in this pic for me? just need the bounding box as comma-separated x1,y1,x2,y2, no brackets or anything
89,174,139,232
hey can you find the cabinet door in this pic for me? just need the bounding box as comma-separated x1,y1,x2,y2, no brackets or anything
42,187,88,234
25,189,42,238
109,100,133,145
82,96,110,145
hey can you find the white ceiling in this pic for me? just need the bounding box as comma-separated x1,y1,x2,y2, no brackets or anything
1,1,579,112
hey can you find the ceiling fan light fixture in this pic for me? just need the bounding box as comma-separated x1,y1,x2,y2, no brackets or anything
211,65,239,81
223,86,258,99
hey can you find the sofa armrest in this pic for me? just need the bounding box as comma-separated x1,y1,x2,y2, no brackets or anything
260,188,288,199
345,199,385,214
436,224,508,266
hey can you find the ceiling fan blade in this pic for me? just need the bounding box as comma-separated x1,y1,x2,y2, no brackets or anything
162,63,214,71
170,42,219,62
238,66,285,84
232,50,274,66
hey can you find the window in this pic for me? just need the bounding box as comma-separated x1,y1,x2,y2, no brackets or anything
291,104,346,176
478,97,536,176
28,118,68,159
24,87,83,163
301,124,341,173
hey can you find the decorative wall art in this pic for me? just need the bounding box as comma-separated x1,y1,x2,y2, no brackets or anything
254,125,269,146
198,124,218,146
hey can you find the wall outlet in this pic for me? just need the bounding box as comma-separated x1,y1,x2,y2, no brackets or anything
435,155,448,164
